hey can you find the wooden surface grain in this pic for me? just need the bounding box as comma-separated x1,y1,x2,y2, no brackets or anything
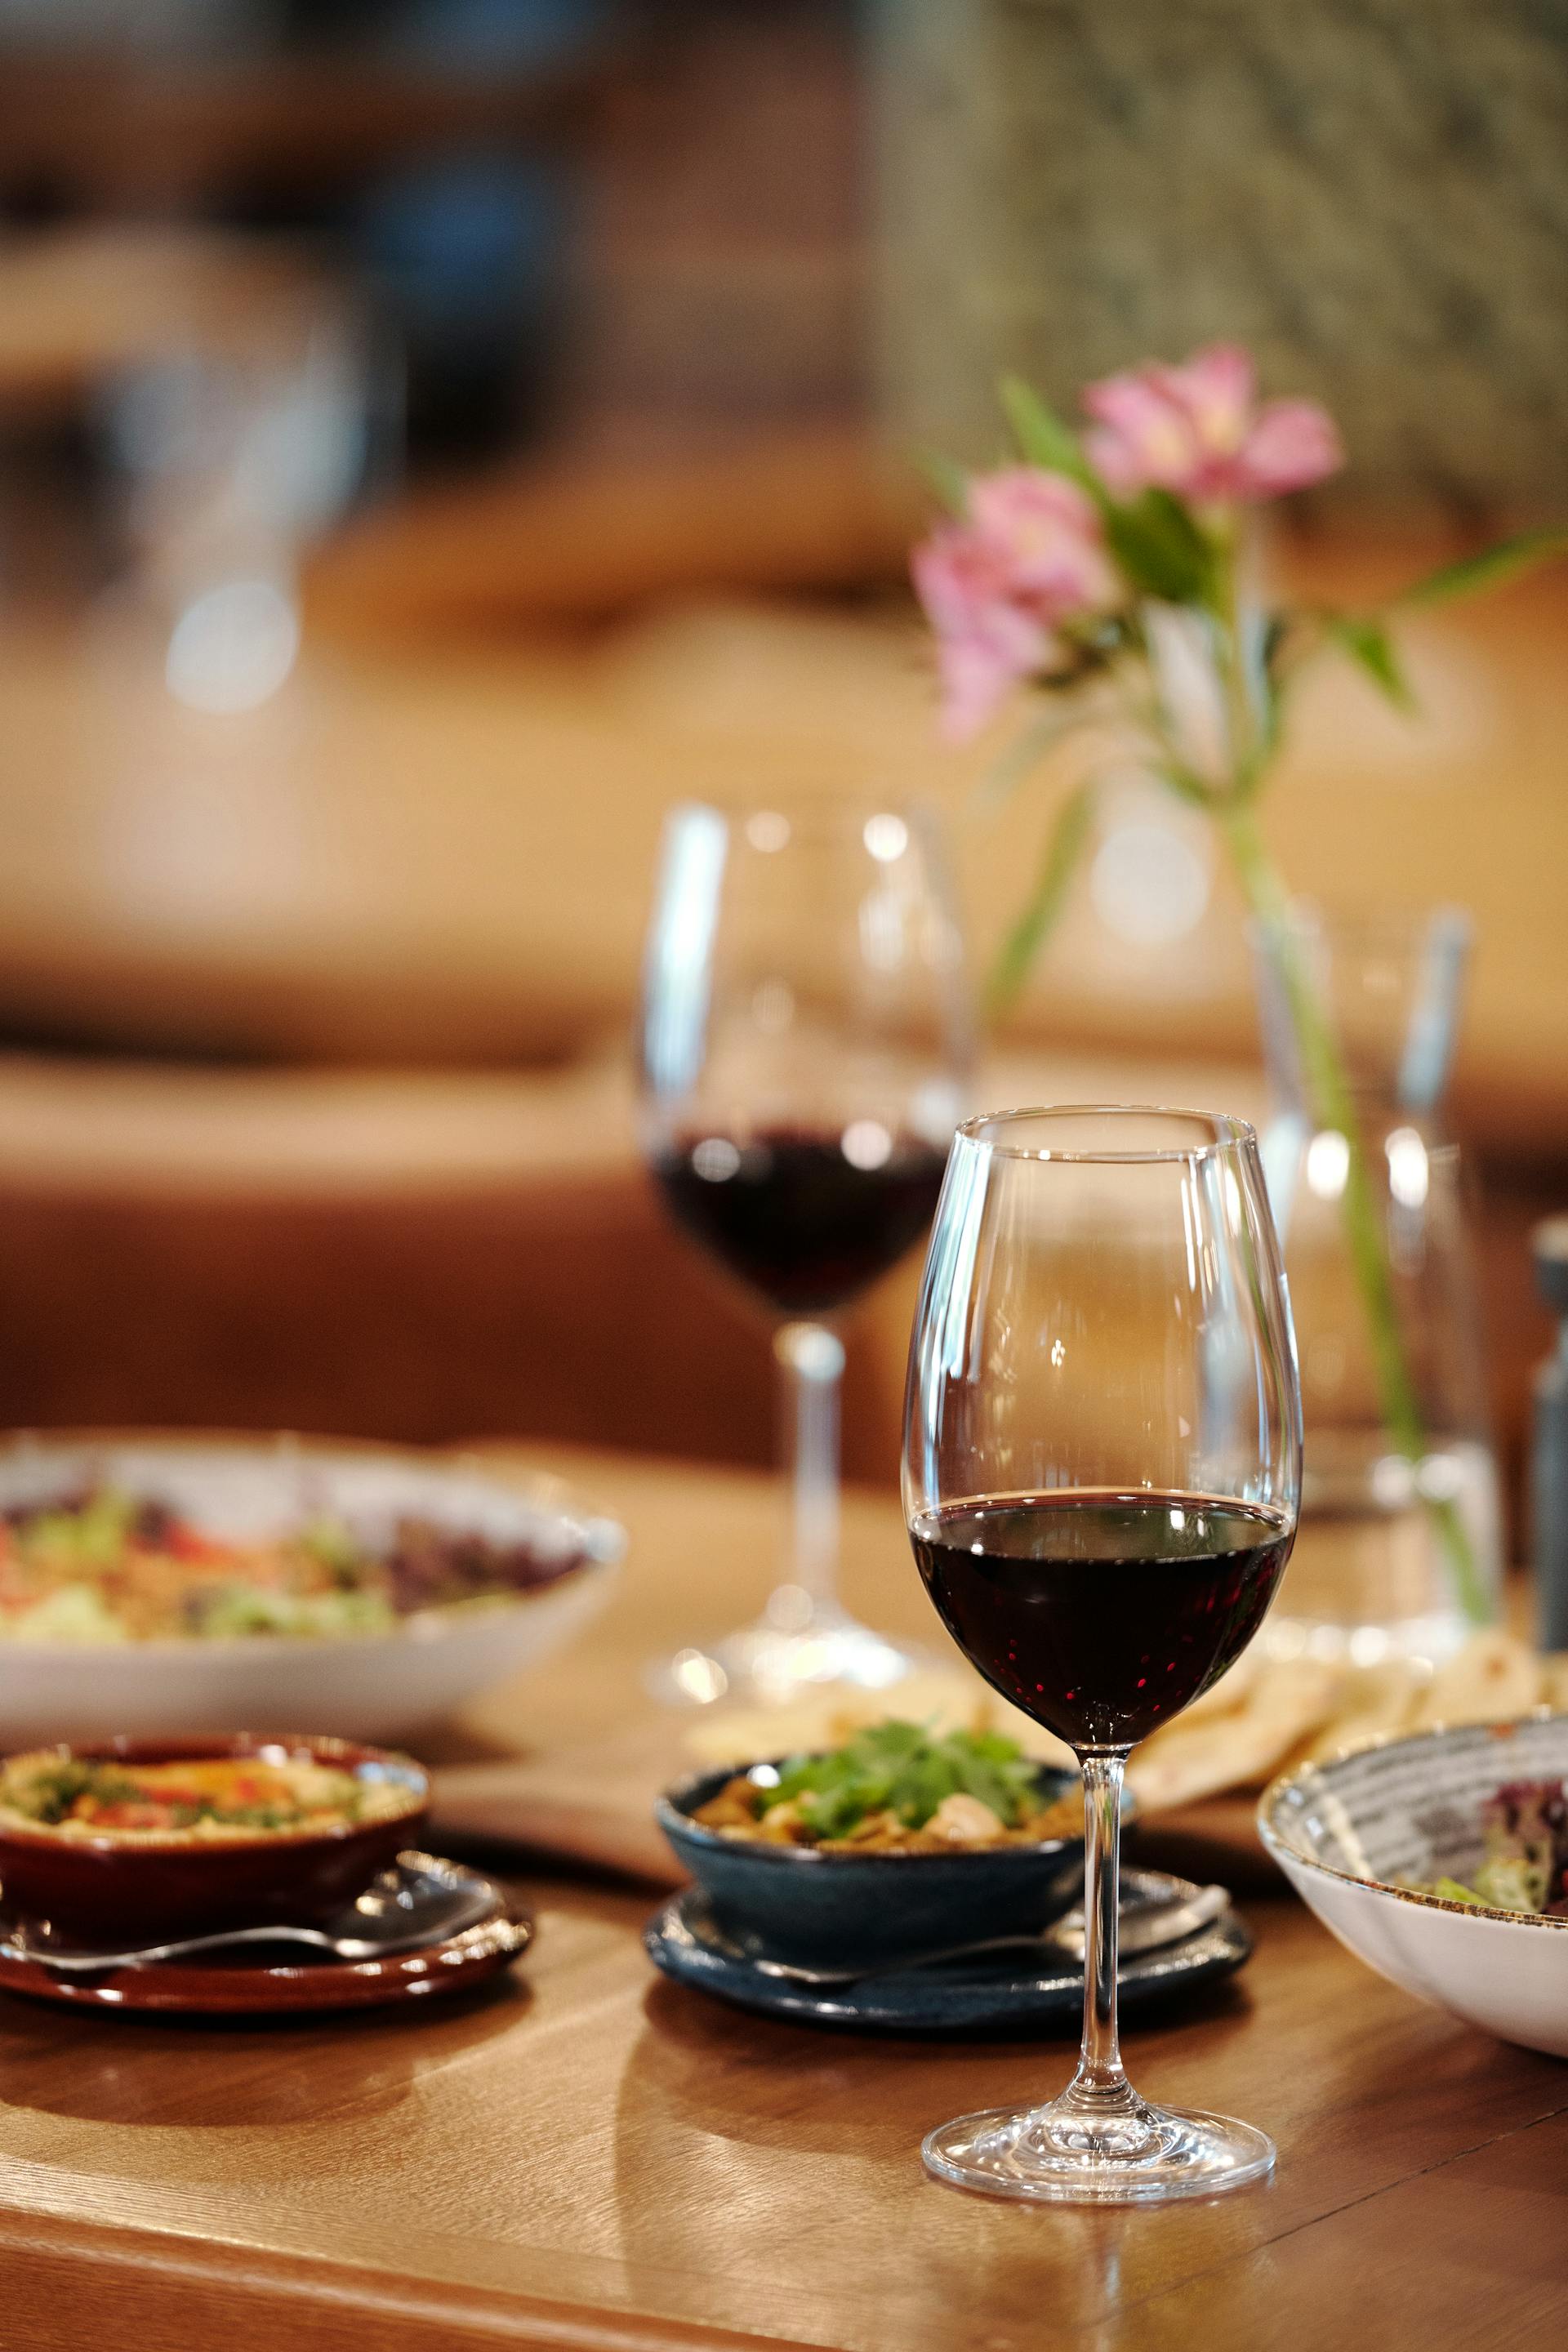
0,1445,1564,2350
0,1868,1564,2349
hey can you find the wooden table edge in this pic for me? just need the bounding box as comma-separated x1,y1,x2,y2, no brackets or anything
0,2203,838,2352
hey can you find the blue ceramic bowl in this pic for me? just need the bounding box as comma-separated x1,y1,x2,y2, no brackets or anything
656,1759,1094,1968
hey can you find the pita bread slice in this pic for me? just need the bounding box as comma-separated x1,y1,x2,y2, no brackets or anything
1126,1658,1343,1811
1301,1657,1426,1762
1408,1631,1544,1730
1174,1648,1263,1727
680,1667,992,1769
1540,1653,1568,1713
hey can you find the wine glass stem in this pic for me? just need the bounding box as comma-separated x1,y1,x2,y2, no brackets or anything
774,1320,845,1619
1065,1749,1138,2120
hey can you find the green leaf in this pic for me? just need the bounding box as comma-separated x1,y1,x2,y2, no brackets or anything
1104,489,1216,606
986,780,1098,1018
997,374,1098,492
765,1722,1037,1835
913,447,970,517
1327,614,1415,710
1392,527,1568,610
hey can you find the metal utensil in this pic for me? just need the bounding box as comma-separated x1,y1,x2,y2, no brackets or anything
747,1882,1232,1986
0,1851,499,1974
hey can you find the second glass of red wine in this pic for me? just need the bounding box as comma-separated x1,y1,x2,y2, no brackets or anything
905,1107,1301,2202
640,792,971,1705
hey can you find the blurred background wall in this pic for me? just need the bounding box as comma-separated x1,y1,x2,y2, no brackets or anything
0,0,1561,1536
877,0,1568,517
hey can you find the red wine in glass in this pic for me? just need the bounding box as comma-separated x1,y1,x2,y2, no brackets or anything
910,1490,1293,1751
902,1106,1301,2204
639,794,970,1706
653,1125,950,1317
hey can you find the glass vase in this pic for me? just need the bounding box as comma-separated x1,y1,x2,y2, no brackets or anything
1252,906,1502,1663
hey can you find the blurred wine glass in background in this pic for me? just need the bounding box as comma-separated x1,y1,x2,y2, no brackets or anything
100,273,385,715
640,791,971,1706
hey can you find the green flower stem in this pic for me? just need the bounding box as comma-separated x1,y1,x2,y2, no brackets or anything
985,782,1097,1018
1216,528,1261,785
1217,800,1490,1627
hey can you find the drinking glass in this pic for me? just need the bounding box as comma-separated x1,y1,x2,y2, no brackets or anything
641,792,971,1705
904,1107,1301,2203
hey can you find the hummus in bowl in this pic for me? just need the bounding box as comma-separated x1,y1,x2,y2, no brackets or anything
0,1735,428,1940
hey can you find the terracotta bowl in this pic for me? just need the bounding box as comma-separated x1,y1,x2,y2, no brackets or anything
0,1735,428,1942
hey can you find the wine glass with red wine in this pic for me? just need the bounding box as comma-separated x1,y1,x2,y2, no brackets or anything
905,1107,1301,2203
641,793,970,1704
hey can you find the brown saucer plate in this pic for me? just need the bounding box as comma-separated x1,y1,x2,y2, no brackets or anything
0,1891,533,2016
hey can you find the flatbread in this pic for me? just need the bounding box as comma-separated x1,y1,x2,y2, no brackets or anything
1176,1649,1263,1726
1408,1631,1544,1730
680,1635,1566,1813
1125,1658,1343,1811
682,1668,991,1770
1300,1658,1427,1763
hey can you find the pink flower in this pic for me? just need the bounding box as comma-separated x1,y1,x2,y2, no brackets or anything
912,527,1048,741
1083,344,1343,505
968,470,1119,613
911,470,1115,740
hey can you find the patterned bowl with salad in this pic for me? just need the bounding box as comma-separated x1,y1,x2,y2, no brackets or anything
1259,1713,1568,2058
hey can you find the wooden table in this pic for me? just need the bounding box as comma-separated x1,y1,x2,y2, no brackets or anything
1,1446,1566,2351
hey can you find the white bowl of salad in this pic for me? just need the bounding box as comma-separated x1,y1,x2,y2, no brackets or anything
0,1436,623,1744
1259,1715,1568,2059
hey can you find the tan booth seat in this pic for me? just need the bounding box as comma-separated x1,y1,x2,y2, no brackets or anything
0,1055,780,1470
0,560,1564,1146
0,1046,1268,1486
0,519,1561,1501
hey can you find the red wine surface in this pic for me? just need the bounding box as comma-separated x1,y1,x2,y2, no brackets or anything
910,1490,1292,1752
653,1127,947,1316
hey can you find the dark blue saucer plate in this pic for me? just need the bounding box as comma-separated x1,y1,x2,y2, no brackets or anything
644,1868,1251,2036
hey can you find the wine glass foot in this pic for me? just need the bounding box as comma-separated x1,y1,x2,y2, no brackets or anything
921,2098,1275,2206
647,1610,938,1708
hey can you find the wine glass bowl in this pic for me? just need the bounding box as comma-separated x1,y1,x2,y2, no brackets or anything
651,1126,951,1321
641,793,970,1705
903,1106,1301,2203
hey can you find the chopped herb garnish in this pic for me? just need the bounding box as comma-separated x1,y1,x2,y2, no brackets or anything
766,1721,1043,1839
